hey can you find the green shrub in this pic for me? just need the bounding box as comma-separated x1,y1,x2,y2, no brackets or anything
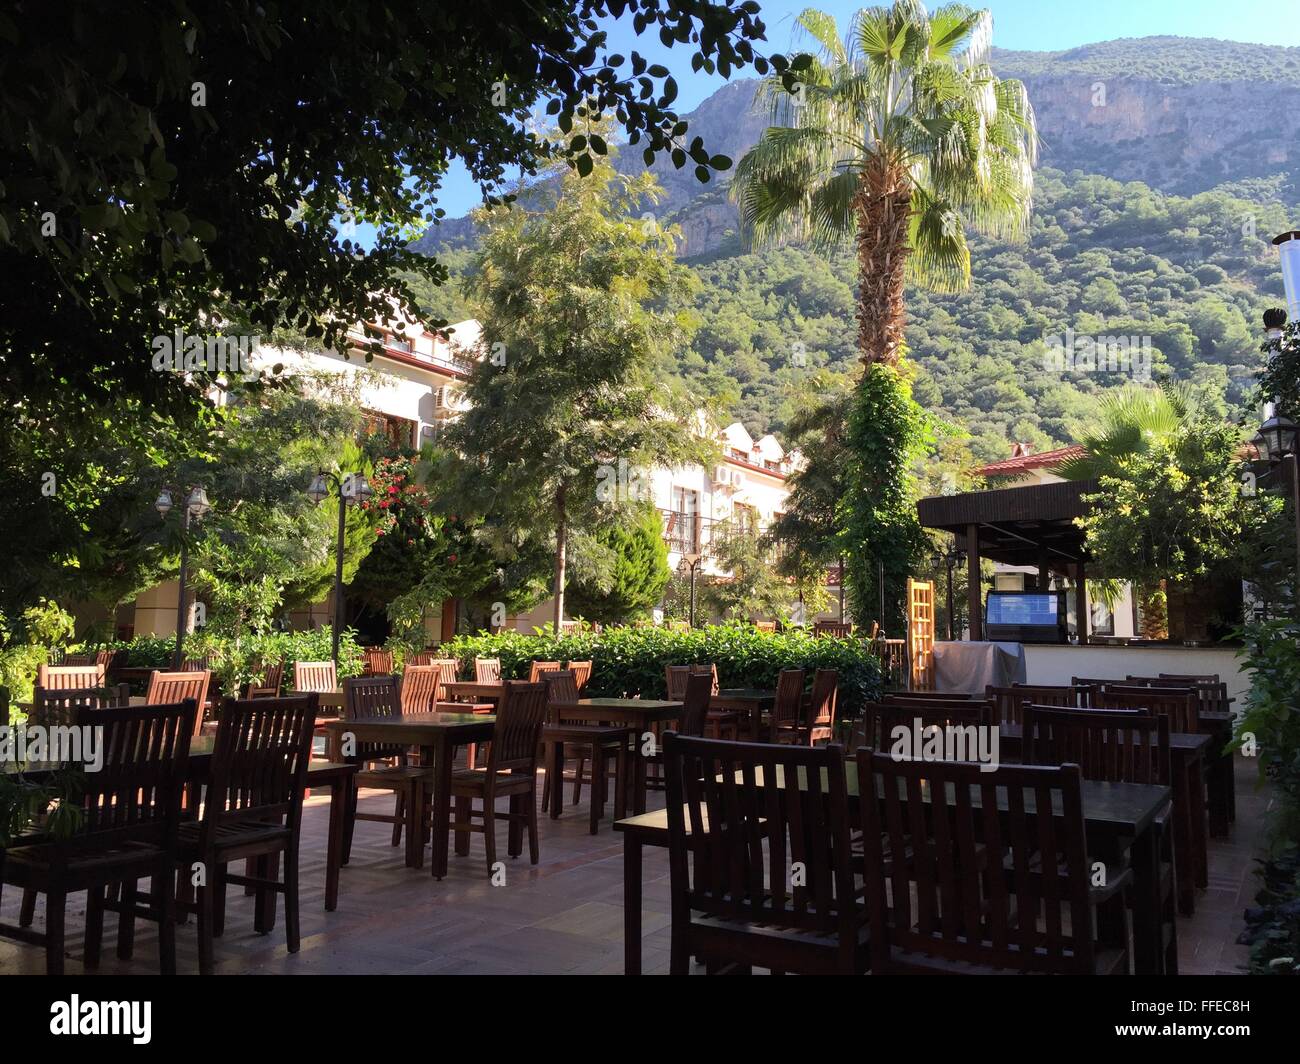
437,623,883,716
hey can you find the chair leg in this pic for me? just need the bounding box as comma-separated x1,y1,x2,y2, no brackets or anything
45,888,66,976
527,784,540,865
483,791,497,876
84,884,105,970
117,879,137,960
391,791,406,847
197,881,215,976
572,753,586,806
589,749,603,835
284,842,302,954
18,888,36,928
541,744,552,811
508,794,523,857
455,795,472,856
213,863,228,937
157,870,177,976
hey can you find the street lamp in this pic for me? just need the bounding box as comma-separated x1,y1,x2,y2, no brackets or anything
306,470,373,666
930,543,967,641
682,551,703,628
156,485,213,670
1252,398,1300,610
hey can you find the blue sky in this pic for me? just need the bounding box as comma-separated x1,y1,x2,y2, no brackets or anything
415,0,1298,228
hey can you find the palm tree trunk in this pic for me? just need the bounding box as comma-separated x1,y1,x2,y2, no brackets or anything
855,157,913,365
552,484,567,632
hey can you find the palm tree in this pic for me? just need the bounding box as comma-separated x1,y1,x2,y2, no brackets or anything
731,2,1037,364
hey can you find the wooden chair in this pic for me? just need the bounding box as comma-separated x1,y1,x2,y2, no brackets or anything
173,695,316,974
28,684,131,723
861,700,992,753
339,676,424,858
474,657,502,682
293,660,337,694
800,668,839,746
541,670,632,833
767,668,807,743
813,620,852,638
1023,705,1179,973
1158,673,1220,684
857,751,1131,974
885,689,975,700
664,733,867,974
986,683,1083,724
59,653,95,666
400,664,444,714
244,660,284,699
666,663,736,739
408,650,438,666
36,663,105,690
754,620,777,633
644,672,715,783
362,647,394,676
145,670,211,736
1096,686,1200,734
0,701,196,975
430,681,549,875
566,660,593,692
527,660,562,683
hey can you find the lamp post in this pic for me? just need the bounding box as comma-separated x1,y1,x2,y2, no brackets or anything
307,470,374,666
931,543,967,641
155,485,212,670
1252,400,1300,609
682,551,703,628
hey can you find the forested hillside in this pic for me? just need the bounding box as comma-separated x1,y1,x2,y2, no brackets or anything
409,36,1300,461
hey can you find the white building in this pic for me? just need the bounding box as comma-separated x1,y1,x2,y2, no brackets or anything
118,316,816,642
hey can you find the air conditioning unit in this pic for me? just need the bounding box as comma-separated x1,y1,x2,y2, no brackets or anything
731,472,745,491
433,386,461,419
712,465,733,487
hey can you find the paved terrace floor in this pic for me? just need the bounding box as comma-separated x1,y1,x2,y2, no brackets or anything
0,755,1271,975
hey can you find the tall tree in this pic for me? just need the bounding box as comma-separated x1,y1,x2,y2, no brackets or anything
437,145,708,627
730,2,1037,628
567,506,673,625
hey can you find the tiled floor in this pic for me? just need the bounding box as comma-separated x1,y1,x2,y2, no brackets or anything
0,755,1271,975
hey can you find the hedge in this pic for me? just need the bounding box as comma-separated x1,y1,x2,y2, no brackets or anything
436,624,884,717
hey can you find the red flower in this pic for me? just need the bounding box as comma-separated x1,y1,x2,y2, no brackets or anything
448,554,457,563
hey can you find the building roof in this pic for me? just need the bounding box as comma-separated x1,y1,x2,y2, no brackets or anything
974,444,1085,478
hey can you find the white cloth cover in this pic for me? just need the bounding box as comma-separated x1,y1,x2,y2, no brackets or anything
932,641,1027,694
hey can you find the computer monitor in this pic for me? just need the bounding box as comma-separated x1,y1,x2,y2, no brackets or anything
984,590,1067,643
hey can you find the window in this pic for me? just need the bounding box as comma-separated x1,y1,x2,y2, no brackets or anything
1090,600,1115,636
361,411,416,449
666,487,699,553
733,503,756,536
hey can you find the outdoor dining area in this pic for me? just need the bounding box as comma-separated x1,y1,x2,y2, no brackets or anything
0,651,1254,976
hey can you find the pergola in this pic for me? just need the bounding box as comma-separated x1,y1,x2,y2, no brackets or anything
916,479,1099,642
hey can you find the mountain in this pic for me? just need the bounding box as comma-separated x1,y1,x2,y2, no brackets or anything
408,36,1300,452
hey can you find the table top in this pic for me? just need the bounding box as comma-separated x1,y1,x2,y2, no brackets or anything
550,697,682,724
324,711,494,731
711,689,776,706
442,681,505,699
616,766,1168,843
998,722,1212,754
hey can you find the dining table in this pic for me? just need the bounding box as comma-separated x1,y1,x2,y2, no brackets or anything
709,688,775,740
548,698,682,814
323,712,496,878
615,761,1172,977
441,680,506,704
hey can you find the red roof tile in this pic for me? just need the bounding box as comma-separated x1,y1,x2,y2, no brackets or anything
975,444,1085,477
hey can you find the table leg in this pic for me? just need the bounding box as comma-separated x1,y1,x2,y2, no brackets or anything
406,776,425,870
325,776,345,911
1188,757,1208,889
633,727,648,816
623,833,643,976
430,738,454,879
1128,822,1162,975
1172,759,1195,916
1206,728,1230,836
550,741,564,820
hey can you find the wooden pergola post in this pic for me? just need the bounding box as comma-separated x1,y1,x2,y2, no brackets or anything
1037,544,1050,592
1074,561,1089,645
966,523,982,640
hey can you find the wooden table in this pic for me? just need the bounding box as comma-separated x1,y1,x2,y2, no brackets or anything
710,688,775,739
615,764,1171,976
323,713,495,878
550,699,682,814
442,681,505,703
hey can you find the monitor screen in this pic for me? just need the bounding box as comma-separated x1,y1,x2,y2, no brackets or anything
986,592,1061,627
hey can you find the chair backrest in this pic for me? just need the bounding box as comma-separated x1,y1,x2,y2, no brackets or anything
986,684,1083,724
1024,704,1170,785
1131,676,1230,709
770,668,806,730
181,654,215,674
858,750,1096,973
543,669,580,709
74,700,197,850
487,681,549,772
248,660,284,697
566,660,593,692
29,684,132,727
362,647,394,676
37,663,106,690
805,668,839,740
528,660,562,683
1158,672,1219,684
60,653,95,666
199,695,317,850
814,621,852,639
664,733,860,952
1096,686,1200,733
294,660,337,694
862,700,992,753
343,675,404,760
145,670,211,735
400,665,442,714
407,650,437,667
429,658,459,699
885,690,975,701
664,665,691,700
676,671,714,738
475,657,502,682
